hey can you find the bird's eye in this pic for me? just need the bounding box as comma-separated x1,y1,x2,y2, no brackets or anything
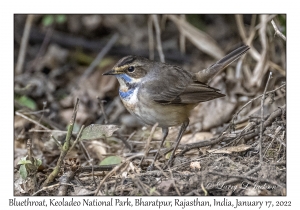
128,66,135,72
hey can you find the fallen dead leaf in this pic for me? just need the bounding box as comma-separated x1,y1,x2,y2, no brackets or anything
190,161,201,170
181,132,213,144
86,140,108,160
208,144,251,154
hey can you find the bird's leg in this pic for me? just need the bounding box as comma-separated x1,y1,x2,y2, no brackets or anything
147,127,169,171
164,120,189,169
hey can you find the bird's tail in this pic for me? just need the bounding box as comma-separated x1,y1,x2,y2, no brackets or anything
195,45,250,83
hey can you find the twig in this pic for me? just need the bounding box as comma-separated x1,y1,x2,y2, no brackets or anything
121,131,136,151
68,125,85,154
200,183,208,196
26,139,38,191
139,123,158,167
33,183,60,196
16,14,34,74
15,111,50,131
80,140,97,186
271,19,286,41
97,98,108,124
250,15,268,87
79,164,117,172
57,171,76,195
209,170,285,188
148,16,155,60
79,33,119,83
94,153,143,195
29,129,66,133
42,98,80,187
151,15,165,63
179,15,186,54
51,135,62,148
260,72,272,164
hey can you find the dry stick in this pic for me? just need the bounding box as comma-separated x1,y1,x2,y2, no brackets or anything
271,19,286,41
37,102,48,126
152,15,165,63
26,139,38,191
179,15,186,54
97,98,108,124
94,154,143,195
139,123,158,167
120,131,136,152
32,183,60,196
260,72,272,164
79,140,97,187
148,16,155,60
79,33,119,83
57,171,76,196
209,170,285,188
16,14,34,75
51,135,62,148
15,111,50,131
250,15,268,87
68,125,85,154
29,129,67,133
41,98,79,187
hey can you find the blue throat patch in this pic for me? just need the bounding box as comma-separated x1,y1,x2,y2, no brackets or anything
117,74,137,100
119,88,135,100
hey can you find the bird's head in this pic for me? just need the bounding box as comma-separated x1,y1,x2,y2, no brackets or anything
103,55,152,85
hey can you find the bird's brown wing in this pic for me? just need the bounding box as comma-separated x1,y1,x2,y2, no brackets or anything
176,81,225,104
142,64,224,105
141,65,193,104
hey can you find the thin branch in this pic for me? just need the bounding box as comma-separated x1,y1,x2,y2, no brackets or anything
260,72,272,164
179,15,186,54
97,98,108,124
15,111,50,131
16,14,34,74
42,98,80,187
148,16,155,60
68,125,85,154
209,170,285,188
139,123,158,167
152,15,165,63
271,19,286,41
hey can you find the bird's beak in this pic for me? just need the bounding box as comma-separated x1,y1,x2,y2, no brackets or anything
102,69,116,75
103,68,125,75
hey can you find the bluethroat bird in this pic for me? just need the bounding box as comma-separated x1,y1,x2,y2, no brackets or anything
103,45,250,170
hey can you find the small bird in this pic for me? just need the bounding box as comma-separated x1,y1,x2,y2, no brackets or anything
103,45,249,170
